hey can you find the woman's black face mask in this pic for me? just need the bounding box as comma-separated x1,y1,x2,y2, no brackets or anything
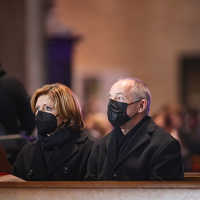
107,99,139,127
35,111,57,136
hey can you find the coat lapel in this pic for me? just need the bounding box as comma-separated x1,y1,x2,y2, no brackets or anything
101,130,118,178
31,141,48,180
114,117,156,170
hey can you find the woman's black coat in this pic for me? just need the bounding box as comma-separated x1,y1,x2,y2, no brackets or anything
13,128,93,181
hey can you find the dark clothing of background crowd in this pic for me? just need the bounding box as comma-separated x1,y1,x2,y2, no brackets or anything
0,67,35,165
153,104,200,172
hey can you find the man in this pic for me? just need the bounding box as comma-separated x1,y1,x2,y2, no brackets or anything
86,78,184,180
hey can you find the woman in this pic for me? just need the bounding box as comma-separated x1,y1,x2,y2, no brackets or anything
13,83,93,181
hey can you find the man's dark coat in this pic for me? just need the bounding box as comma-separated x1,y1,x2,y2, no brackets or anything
86,116,184,180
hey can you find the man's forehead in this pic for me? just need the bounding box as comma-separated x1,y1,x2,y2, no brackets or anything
110,81,131,94
109,84,133,101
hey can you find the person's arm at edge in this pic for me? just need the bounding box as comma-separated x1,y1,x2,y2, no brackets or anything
149,139,184,180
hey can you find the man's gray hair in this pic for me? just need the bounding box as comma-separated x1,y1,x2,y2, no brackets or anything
117,78,151,114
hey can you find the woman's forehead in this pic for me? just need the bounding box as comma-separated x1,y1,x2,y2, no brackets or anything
36,95,53,105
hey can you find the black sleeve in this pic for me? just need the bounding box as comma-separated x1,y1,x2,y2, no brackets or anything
149,140,184,180
78,139,94,180
12,143,34,180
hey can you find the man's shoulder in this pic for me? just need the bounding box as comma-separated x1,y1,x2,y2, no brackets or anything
147,119,179,147
93,130,114,147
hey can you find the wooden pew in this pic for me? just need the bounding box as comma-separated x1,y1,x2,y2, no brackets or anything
0,173,200,200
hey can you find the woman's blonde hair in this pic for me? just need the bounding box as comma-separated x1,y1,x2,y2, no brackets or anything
31,83,84,131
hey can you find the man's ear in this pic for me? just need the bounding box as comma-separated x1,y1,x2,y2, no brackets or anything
138,99,147,113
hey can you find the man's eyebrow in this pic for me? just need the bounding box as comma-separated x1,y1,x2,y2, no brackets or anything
109,92,122,97
116,93,130,99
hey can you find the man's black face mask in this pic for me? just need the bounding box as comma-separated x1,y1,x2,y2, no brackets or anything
107,99,138,127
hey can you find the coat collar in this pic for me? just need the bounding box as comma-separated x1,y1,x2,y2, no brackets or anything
31,129,88,179
105,116,157,171
47,130,89,176
47,139,79,176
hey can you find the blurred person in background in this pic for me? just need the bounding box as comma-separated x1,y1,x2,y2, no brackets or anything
13,83,93,181
0,65,35,165
153,104,191,170
153,104,183,139
85,112,112,139
86,78,184,180
179,108,200,171
0,65,35,135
